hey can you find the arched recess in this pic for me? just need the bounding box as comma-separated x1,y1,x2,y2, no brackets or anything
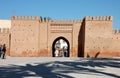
52,36,70,57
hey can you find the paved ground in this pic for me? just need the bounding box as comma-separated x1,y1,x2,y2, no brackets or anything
0,57,120,78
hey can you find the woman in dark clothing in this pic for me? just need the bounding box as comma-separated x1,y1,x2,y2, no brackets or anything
2,44,6,59
0,45,2,58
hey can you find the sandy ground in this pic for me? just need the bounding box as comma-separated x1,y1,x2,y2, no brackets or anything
0,57,120,78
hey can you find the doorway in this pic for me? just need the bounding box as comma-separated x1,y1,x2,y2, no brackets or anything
52,37,70,57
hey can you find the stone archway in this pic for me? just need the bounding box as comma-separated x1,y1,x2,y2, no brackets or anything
52,37,70,57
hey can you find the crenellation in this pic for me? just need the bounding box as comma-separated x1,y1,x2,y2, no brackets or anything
53,19,57,22
21,16,25,20
10,15,114,27
46,18,49,22
3,28,8,33
0,28,2,33
89,16,93,20
73,20,76,23
48,19,52,22
84,16,113,21
84,16,88,21
11,16,15,20
65,19,69,22
69,20,72,22
99,16,103,20
17,16,21,20
96,16,99,20
29,16,31,20
68,20,71,22
114,30,117,33
57,19,62,22
114,29,120,34
31,16,34,20
63,20,66,22
42,18,45,22
73,20,75,22
65,20,69,22
15,16,18,20
0,28,10,33
25,16,28,20
105,16,108,21
47,17,51,22
36,16,40,20
92,16,96,21
109,16,113,21
43,17,47,22
11,16,43,20
102,16,105,20
59,20,62,22
40,17,42,22
116,29,119,33
29,16,32,20
75,20,78,22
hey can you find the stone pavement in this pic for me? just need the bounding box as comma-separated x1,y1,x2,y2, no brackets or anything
0,57,120,78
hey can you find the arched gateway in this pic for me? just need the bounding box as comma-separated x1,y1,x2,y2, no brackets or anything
52,37,70,57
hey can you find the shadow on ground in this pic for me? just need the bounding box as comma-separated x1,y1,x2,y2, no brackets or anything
0,58,120,78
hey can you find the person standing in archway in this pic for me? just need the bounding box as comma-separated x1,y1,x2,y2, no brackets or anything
63,46,68,57
2,44,6,59
62,41,68,57
55,48,59,57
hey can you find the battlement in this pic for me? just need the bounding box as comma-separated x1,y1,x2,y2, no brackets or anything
84,16,113,21
114,29,120,34
0,28,10,33
11,16,83,23
11,16,41,20
11,16,113,22
11,16,54,22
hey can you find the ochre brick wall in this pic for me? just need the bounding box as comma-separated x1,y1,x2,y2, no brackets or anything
0,16,119,57
84,16,120,57
10,16,40,56
0,28,10,55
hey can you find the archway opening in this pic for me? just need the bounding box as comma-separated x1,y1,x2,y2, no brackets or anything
52,37,70,57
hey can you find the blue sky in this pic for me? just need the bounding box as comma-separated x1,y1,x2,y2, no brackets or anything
0,0,120,29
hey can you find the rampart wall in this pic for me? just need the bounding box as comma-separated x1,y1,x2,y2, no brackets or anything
84,16,120,57
0,28,10,55
10,16,40,56
0,16,119,57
